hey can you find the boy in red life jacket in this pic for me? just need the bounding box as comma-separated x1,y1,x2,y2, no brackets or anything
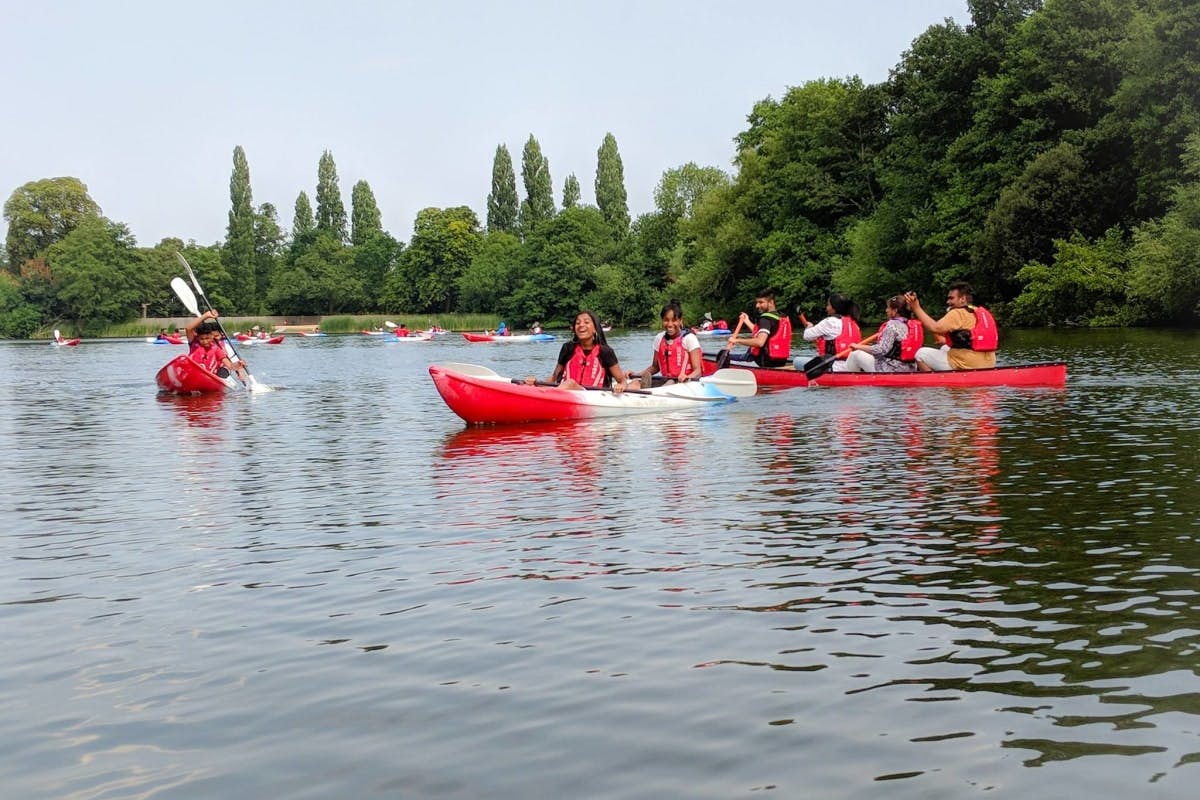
845,295,922,373
185,310,248,382
905,281,998,371
728,289,792,368
799,293,862,372
627,299,703,388
524,310,626,393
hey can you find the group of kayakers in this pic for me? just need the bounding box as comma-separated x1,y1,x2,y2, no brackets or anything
727,282,997,375
523,280,999,394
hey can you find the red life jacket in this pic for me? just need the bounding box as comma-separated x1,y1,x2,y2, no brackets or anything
715,319,728,330
657,333,691,380
816,316,861,358
879,318,925,362
749,312,792,365
564,344,607,387
948,305,999,351
189,340,223,372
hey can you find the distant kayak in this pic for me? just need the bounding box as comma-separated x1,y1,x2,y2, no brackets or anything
462,332,557,343
146,334,184,345
298,331,327,337
693,329,732,337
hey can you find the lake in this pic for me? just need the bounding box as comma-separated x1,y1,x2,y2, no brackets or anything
2,327,1199,798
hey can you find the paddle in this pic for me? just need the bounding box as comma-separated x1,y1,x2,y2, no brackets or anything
437,363,746,400
714,316,748,369
801,332,879,379
171,259,268,393
53,328,62,344
385,321,397,328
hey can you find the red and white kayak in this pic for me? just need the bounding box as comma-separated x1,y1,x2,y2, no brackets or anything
156,354,238,395
236,334,284,345
384,332,433,342
700,354,1067,388
429,362,756,425
146,334,184,345
462,332,557,343
51,329,81,347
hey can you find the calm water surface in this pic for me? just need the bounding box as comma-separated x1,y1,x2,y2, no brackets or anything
2,329,1199,798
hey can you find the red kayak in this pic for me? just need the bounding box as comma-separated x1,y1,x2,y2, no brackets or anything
700,354,1066,388
155,354,236,395
462,331,557,343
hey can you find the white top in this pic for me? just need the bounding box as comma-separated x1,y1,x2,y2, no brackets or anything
652,330,702,352
802,316,845,341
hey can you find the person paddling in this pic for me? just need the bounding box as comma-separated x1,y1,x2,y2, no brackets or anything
186,310,248,384
727,289,792,367
526,310,625,393
905,281,998,371
628,299,702,388
799,293,862,373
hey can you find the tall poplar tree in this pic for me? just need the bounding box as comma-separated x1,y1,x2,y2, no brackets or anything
595,132,630,236
253,202,283,310
223,145,256,311
316,150,347,243
486,144,519,233
519,135,555,235
351,180,383,246
562,174,581,209
293,191,316,240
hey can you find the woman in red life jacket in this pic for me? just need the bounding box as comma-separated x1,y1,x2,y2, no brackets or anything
845,295,923,373
185,310,247,382
525,310,626,393
626,300,703,388
799,293,862,373
905,281,998,371
728,289,793,367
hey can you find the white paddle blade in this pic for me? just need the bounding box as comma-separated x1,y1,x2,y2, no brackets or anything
176,252,204,297
436,362,503,378
170,277,200,316
384,320,397,328
53,329,61,341
701,368,758,398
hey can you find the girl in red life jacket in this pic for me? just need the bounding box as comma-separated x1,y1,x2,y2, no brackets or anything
626,300,703,388
800,293,862,372
844,295,923,373
525,310,626,393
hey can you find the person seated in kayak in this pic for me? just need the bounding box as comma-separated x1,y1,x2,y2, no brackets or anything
496,321,509,336
155,327,171,341
627,299,703,388
396,322,410,337
530,321,543,334
905,282,998,372
728,289,792,367
186,311,249,383
798,293,862,373
698,312,714,332
525,310,626,394
844,295,923,373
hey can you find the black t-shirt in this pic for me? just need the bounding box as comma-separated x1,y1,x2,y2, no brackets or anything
555,342,620,385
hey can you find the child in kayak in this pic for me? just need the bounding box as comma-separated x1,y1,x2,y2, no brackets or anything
627,299,702,388
186,310,249,383
526,310,626,393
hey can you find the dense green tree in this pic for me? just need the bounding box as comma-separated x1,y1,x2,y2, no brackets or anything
269,231,362,315
457,232,524,313
44,216,144,331
222,146,256,312
518,135,555,235
595,132,630,237
562,174,581,209
4,177,101,269
486,145,519,233
293,192,316,239
383,207,481,312
315,150,348,243
507,206,610,323
0,272,40,337
1010,228,1133,325
353,231,401,308
350,180,383,247
253,203,283,311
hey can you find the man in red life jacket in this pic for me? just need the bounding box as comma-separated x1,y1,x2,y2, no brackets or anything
185,310,248,382
905,281,998,371
727,290,792,368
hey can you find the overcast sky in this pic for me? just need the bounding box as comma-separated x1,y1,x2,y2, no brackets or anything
3,0,970,247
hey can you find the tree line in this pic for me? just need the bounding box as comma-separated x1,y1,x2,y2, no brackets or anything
3,0,1197,338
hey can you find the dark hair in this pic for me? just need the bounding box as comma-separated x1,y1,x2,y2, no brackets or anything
828,293,861,323
198,321,219,334
948,281,975,301
660,299,684,321
755,289,776,301
573,310,608,347
886,295,910,317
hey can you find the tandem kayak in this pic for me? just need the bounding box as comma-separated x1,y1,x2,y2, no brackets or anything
700,354,1067,388
462,332,557,343
155,354,238,395
429,362,756,425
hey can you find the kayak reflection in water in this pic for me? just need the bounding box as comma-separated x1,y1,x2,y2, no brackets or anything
525,311,626,394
